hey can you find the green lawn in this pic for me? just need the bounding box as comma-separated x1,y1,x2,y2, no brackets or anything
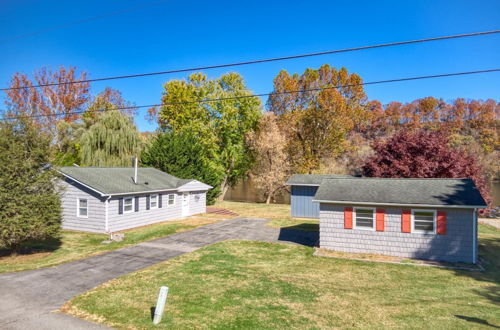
213,200,291,219
0,217,219,273
63,223,500,329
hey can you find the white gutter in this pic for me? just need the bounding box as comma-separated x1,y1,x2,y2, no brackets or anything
312,199,487,209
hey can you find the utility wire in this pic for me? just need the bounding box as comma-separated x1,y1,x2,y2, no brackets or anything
2,30,499,91
0,0,168,43
2,68,499,120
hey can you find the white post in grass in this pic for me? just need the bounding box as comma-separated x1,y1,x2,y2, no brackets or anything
153,286,169,325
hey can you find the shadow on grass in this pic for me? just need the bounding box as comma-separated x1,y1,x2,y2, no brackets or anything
455,315,500,328
277,225,319,247
150,307,155,321
0,237,62,257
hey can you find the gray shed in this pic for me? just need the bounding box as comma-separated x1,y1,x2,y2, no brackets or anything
286,174,357,218
58,167,212,233
314,177,487,263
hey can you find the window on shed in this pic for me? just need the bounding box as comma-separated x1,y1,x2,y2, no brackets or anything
124,197,134,213
354,208,375,230
168,194,175,206
412,210,436,233
150,194,158,209
77,198,88,217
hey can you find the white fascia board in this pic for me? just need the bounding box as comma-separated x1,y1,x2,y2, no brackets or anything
109,188,179,196
176,180,213,192
58,172,106,197
312,199,486,209
286,183,321,187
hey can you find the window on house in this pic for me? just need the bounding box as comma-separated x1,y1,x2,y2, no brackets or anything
150,194,158,209
124,197,134,213
412,210,436,233
77,198,88,217
168,194,175,206
354,207,375,230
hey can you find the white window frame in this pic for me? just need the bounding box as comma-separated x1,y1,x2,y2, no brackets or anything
150,194,158,209
353,207,375,231
411,209,437,235
167,194,175,206
77,198,88,218
123,197,134,214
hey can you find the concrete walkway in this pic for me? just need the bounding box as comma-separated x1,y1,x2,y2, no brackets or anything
0,218,318,329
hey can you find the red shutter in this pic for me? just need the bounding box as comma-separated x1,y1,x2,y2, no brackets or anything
402,209,411,233
376,209,385,231
344,207,353,229
437,211,447,235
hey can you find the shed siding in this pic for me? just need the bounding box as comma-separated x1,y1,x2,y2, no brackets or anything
291,185,319,218
59,179,106,233
188,191,207,215
320,204,475,263
107,192,183,232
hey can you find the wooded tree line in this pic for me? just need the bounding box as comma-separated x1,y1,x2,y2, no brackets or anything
2,64,499,213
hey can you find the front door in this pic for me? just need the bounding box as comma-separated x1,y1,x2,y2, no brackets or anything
182,192,190,217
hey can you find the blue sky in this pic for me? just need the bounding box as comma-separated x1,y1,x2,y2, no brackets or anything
1,0,499,132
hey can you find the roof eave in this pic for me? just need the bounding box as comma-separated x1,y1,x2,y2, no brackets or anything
285,182,321,186
312,199,487,209
58,171,107,197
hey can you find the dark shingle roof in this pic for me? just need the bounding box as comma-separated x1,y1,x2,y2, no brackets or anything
59,167,195,195
286,174,358,186
313,178,487,208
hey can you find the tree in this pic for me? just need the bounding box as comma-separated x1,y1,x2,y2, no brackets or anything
142,130,224,204
4,66,90,151
155,72,262,199
83,87,137,127
79,110,143,166
0,120,61,252
362,129,492,206
247,113,290,204
267,65,368,173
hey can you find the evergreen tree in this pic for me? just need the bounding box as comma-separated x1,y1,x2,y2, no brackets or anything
0,120,61,252
142,130,224,204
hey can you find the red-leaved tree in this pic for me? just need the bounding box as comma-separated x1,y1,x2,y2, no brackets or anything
362,129,492,206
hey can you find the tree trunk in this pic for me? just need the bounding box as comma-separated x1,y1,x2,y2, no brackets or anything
217,175,229,201
265,193,272,204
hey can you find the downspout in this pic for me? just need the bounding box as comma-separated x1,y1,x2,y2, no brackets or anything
473,208,477,264
105,196,112,233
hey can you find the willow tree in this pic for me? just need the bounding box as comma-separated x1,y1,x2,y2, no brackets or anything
80,110,143,166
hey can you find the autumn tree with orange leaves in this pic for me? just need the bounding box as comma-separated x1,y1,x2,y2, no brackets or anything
247,112,291,204
4,66,90,151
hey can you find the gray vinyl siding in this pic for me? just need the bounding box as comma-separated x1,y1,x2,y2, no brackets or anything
59,179,106,233
107,192,183,232
319,204,476,263
291,185,320,218
188,191,207,215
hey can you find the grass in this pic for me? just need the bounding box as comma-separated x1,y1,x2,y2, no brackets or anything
0,217,220,273
267,218,319,232
212,200,291,219
63,223,500,329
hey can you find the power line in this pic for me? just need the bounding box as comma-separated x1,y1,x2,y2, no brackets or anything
2,30,499,91
2,68,499,120
0,0,168,43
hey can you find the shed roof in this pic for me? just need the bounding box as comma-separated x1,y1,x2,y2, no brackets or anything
58,167,210,196
286,174,358,186
313,177,487,208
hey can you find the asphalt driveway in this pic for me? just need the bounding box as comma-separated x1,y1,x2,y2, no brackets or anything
0,218,318,329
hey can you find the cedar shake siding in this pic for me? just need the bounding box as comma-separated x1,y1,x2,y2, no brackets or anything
319,204,476,263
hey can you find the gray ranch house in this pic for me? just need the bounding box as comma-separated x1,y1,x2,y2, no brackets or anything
314,177,487,264
286,174,357,218
58,167,212,233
